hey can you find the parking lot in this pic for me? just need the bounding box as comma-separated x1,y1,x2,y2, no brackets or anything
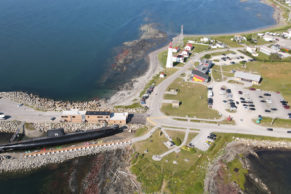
210,51,253,66
212,82,291,123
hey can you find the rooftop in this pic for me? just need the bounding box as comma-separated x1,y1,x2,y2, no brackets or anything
234,71,261,82
62,109,86,115
85,111,111,115
110,112,128,120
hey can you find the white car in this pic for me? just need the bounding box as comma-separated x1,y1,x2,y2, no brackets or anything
0,113,6,120
266,99,272,104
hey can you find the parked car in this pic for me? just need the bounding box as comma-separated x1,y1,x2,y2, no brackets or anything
249,88,256,91
259,96,263,98
287,131,291,133
271,108,277,111
260,100,266,103
249,108,256,111
226,89,231,93
267,128,273,131
264,93,271,96
265,109,271,113
284,105,290,109
238,91,243,94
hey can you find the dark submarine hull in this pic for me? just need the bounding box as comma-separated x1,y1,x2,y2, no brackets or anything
0,125,121,153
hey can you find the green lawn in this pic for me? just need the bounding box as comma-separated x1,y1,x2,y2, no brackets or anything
114,103,143,109
140,68,178,97
255,117,291,128
131,132,291,193
226,157,248,190
227,80,244,85
211,65,223,82
212,35,243,48
158,50,168,68
210,50,235,56
221,61,291,102
193,44,210,53
134,126,149,137
161,78,221,119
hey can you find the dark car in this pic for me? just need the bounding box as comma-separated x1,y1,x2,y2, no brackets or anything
249,104,255,107
236,101,239,105
259,96,263,98
240,97,245,100
208,98,213,105
260,100,266,103
223,100,227,103
267,128,273,131
226,89,231,93
220,87,226,90
271,108,277,111
264,93,271,96
250,108,256,111
249,88,256,91
287,131,291,133
241,101,247,103
265,109,271,113
238,91,243,95
50,117,56,121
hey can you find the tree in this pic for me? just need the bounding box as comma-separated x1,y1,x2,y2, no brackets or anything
173,137,182,146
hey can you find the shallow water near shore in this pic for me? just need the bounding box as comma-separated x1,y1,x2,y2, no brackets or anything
0,0,275,101
246,150,291,194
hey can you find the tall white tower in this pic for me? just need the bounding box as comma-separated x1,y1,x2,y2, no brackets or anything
166,42,173,68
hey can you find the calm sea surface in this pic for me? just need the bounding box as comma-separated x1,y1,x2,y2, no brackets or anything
0,0,275,100
246,150,291,194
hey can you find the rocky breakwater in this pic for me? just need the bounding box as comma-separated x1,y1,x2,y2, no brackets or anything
0,91,104,112
0,140,132,173
0,120,21,133
204,138,291,194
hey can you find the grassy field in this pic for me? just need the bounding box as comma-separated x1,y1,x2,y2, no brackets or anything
131,132,291,193
161,78,221,119
221,61,291,102
190,118,235,125
158,50,168,68
193,44,210,53
212,35,243,48
255,117,291,128
134,126,149,137
114,103,143,109
211,65,223,82
165,130,185,142
210,50,235,56
227,80,244,85
226,156,248,190
140,68,178,97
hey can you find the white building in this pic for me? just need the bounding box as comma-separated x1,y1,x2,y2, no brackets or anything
184,43,193,51
246,46,258,57
200,37,210,43
109,112,128,124
260,46,275,56
172,47,180,53
263,35,274,42
166,42,174,68
234,71,261,85
180,50,189,58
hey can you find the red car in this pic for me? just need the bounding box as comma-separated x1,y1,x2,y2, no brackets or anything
249,88,256,91
284,105,290,109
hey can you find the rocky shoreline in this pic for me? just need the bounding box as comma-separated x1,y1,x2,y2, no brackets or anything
204,138,291,194
0,142,131,173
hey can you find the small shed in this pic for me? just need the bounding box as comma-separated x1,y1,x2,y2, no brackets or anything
172,100,180,108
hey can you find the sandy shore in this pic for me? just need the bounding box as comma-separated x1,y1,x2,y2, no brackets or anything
106,0,289,107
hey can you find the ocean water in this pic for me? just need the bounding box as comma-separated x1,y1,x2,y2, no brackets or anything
0,0,275,101
246,150,291,194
